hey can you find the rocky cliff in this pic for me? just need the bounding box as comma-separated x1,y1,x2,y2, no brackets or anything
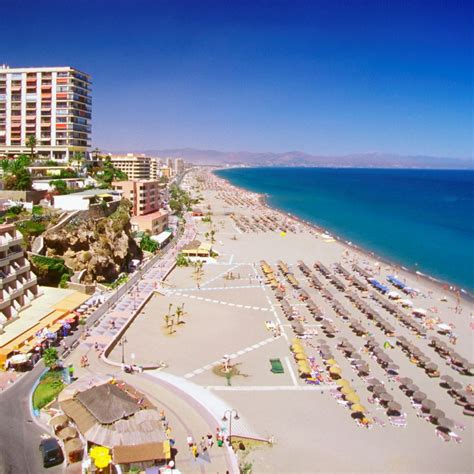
42,199,142,284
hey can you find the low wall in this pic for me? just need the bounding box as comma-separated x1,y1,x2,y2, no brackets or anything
0,190,47,204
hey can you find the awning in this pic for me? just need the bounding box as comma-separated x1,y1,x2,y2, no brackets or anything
113,442,168,464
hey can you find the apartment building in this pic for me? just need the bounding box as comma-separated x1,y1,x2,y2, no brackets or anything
173,158,185,175
0,224,39,322
0,65,92,161
109,154,157,180
112,180,160,216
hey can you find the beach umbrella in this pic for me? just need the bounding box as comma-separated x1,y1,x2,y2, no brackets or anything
373,385,386,395
450,381,463,391
440,375,453,383
425,362,438,372
387,401,402,412
405,384,418,394
367,378,382,387
329,366,341,375
295,353,306,361
336,379,349,387
430,409,445,421
421,399,436,411
351,404,367,413
399,377,413,386
412,391,427,402
345,393,361,404
341,386,355,396
326,358,337,366
436,417,454,430
379,392,394,403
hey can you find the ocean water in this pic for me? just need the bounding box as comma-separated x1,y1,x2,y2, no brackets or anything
215,167,474,292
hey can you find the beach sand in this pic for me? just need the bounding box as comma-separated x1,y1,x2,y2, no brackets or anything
111,168,473,473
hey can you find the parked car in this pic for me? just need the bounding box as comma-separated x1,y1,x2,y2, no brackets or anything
39,438,64,468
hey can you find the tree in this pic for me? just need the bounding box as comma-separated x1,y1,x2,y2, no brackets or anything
3,154,32,191
49,179,68,194
71,152,84,173
26,135,36,161
140,235,158,253
43,348,59,369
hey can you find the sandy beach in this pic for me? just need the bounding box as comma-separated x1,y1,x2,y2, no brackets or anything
110,167,473,473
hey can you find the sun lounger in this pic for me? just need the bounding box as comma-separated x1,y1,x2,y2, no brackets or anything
270,358,284,374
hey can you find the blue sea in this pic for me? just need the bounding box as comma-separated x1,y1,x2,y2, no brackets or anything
215,168,474,292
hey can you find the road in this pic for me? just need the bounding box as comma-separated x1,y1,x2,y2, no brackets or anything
0,362,64,474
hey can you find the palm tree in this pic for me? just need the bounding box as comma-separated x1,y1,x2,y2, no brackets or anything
71,152,83,173
175,303,186,324
26,135,36,161
163,313,170,328
168,317,175,335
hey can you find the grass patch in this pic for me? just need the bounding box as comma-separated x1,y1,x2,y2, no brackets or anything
32,370,65,410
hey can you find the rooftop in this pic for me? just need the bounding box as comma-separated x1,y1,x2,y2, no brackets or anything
76,383,140,424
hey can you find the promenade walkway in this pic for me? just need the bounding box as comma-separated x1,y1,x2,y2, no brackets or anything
63,215,239,472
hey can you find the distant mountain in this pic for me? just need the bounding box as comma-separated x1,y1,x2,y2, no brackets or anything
109,147,473,169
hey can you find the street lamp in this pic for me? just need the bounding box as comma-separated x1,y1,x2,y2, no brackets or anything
222,409,239,445
119,336,128,364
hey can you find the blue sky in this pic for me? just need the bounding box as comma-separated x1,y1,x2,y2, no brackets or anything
1,0,472,157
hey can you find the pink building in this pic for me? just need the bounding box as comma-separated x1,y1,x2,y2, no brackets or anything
112,180,160,216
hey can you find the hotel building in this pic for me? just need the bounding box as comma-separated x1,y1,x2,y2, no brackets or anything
109,154,158,180
112,180,161,216
0,224,39,322
112,179,169,235
0,65,92,161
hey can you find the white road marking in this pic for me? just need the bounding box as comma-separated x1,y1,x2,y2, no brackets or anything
285,356,298,386
207,385,333,391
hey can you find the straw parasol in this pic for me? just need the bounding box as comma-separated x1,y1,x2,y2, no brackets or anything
373,385,387,395
367,378,382,387
329,366,341,374
345,393,361,404
421,399,436,411
340,386,355,396
387,401,402,412
436,417,454,430
379,392,394,403
430,409,445,420
405,383,418,394
412,391,427,402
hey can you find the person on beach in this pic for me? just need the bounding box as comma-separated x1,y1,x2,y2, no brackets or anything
191,444,198,458
207,433,214,448
200,436,207,453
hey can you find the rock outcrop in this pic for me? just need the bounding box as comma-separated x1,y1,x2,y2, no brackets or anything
42,200,142,284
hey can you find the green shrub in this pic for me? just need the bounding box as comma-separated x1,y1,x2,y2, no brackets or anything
30,255,72,287
32,370,64,410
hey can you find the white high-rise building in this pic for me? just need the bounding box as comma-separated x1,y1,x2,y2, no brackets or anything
0,65,92,161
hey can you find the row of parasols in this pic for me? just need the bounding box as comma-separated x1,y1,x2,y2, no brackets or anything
396,377,463,441
277,260,301,289
396,336,440,376
429,336,474,376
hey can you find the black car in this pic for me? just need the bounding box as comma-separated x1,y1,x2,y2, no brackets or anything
39,438,64,468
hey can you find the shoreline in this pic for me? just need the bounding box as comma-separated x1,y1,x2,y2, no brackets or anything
212,168,473,302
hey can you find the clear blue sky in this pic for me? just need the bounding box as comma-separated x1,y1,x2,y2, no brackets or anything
1,0,472,157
